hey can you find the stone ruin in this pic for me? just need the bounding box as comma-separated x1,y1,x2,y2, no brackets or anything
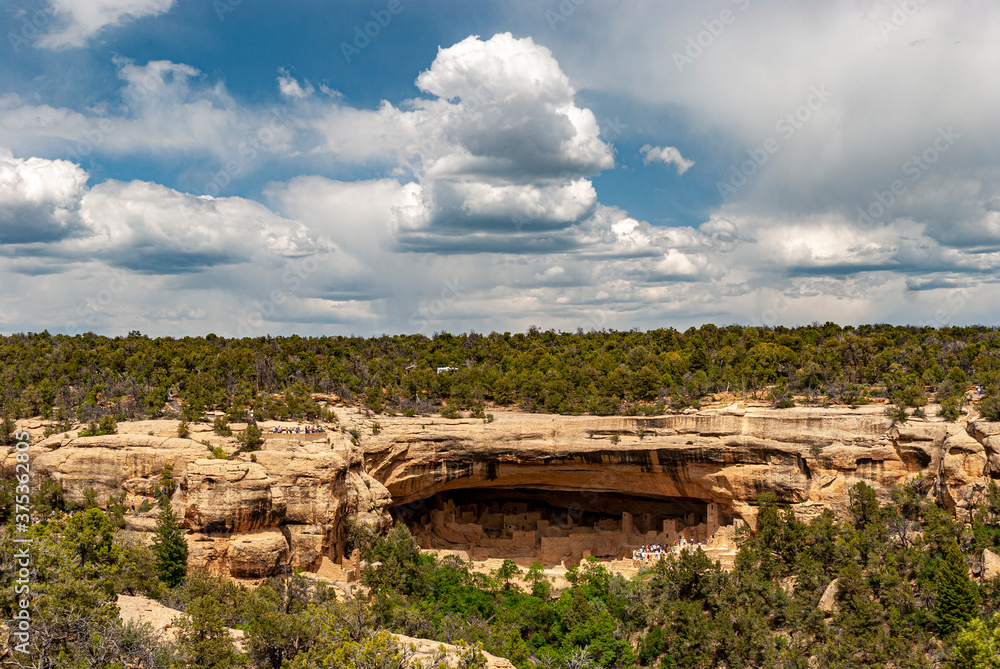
398,489,738,568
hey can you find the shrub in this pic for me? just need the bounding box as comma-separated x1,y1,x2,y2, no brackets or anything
441,405,461,419
1,415,17,445
78,420,99,437
980,390,1000,421
212,416,232,436
0,416,17,446
236,424,263,451
371,421,381,435
206,444,228,459
98,414,117,435
177,420,189,438
940,396,961,421
885,404,908,422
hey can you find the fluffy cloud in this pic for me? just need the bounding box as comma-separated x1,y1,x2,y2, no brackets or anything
641,145,694,175
0,59,292,189
37,0,175,49
0,150,87,243
411,33,613,180
5,15,999,335
0,150,331,277
71,180,331,273
384,34,616,251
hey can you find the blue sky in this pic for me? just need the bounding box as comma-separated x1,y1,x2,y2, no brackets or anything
1,0,998,336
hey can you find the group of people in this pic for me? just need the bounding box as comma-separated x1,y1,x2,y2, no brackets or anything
633,543,670,561
632,538,706,561
129,497,153,513
270,425,324,434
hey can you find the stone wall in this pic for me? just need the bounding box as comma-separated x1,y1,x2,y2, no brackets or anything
407,495,732,567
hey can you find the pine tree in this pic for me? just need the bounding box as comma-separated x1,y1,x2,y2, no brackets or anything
174,594,239,667
152,502,188,588
937,540,979,637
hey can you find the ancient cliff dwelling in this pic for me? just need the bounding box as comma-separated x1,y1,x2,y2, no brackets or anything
392,488,736,565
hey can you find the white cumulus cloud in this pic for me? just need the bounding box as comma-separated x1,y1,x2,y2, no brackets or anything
640,144,694,175
38,0,175,49
0,149,88,243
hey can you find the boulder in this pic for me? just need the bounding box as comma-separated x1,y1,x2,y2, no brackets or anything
393,633,516,669
984,549,1000,581
286,524,326,571
227,530,289,578
818,578,839,615
116,595,244,650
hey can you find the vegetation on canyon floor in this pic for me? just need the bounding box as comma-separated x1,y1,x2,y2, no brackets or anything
3,479,1000,667
1,324,1000,436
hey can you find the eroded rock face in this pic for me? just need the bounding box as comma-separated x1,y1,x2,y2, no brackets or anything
10,406,1000,578
364,406,996,527
19,428,391,579
29,434,208,506
968,420,1000,476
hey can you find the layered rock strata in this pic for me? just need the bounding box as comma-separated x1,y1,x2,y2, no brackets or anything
5,404,999,578
22,429,390,578
365,405,995,529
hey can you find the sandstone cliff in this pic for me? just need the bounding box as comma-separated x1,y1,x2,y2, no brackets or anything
18,426,391,578
362,404,996,528
6,404,999,577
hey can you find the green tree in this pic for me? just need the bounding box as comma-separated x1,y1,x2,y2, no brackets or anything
237,424,263,450
494,559,520,591
98,414,118,435
0,415,16,445
948,614,1000,668
361,522,430,598
938,540,979,637
174,593,241,668
213,415,233,436
152,503,188,588
64,507,121,569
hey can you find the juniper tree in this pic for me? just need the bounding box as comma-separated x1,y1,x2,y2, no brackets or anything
938,540,979,637
152,502,188,588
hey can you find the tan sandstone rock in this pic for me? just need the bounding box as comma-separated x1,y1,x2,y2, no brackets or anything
984,549,1000,581
818,578,839,615
363,406,985,526
116,594,245,650
393,633,516,669
227,530,290,578
12,408,999,578
17,420,391,579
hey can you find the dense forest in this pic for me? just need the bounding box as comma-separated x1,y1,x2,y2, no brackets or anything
3,323,1000,666
3,481,1000,668
1,324,1000,432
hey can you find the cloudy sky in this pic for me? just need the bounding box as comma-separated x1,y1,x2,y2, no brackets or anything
1,0,998,337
